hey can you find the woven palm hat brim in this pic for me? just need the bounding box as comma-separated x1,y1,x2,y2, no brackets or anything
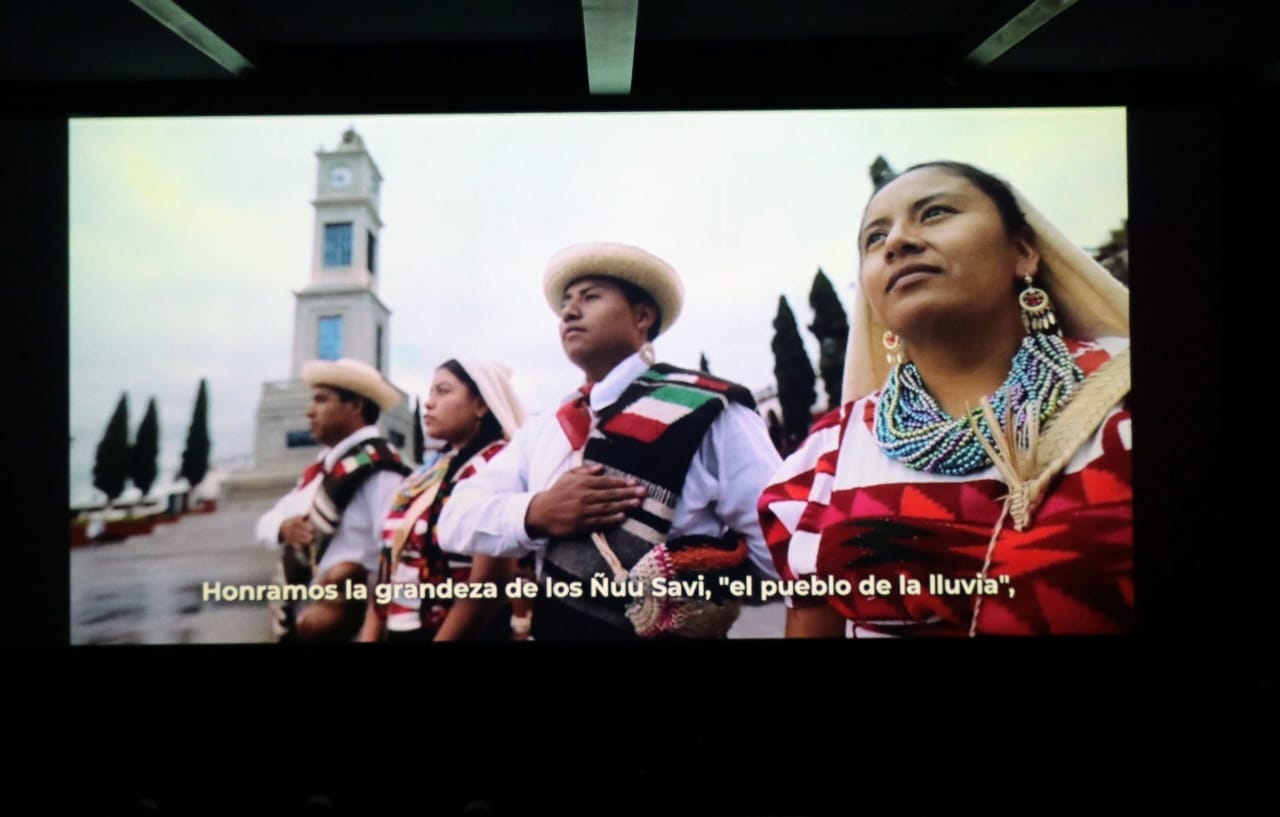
302,358,403,411
543,242,684,337
840,184,1131,405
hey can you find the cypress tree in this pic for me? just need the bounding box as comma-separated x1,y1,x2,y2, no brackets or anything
808,269,851,411
870,155,898,190
93,393,130,504
129,397,160,497
1095,219,1129,284
765,409,785,453
699,353,711,374
178,379,211,488
771,296,817,448
413,395,425,464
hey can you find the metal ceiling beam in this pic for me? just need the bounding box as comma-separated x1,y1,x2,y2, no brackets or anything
965,0,1081,67
130,0,256,77
582,0,638,95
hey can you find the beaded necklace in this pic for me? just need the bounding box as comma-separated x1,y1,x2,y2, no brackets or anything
873,333,1084,475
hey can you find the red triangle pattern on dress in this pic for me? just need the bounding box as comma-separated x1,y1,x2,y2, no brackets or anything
1117,575,1134,608
957,481,1004,525
1081,465,1132,506
1086,523,1133,547
778,473,815,501
1033,580,1126,635
898,484,959,520
846,485,899,519
1036,469,1088,520
900,588,961,626
973,595,1037,636
1100,414,1133,479
987,537,1081,579
810,407,845,433
1071,342,1111,376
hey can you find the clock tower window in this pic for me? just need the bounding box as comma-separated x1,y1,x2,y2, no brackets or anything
286,430,316,448
317,315,343,360
323,223,353,267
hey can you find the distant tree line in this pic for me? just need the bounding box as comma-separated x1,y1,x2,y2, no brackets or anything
92,378,211,506
768,269,850,456
689,266,851,457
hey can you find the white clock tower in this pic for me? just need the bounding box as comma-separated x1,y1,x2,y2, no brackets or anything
223,129,416,504
293,129,390,376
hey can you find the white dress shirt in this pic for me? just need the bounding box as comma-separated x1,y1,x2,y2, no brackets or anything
254,425,405,580
437,351,782,579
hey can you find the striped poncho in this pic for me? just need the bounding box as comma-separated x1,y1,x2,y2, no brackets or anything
540,364,756,638
375,440,506,633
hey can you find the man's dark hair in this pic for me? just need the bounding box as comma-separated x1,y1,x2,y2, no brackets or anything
333,386,381,425
612,278,662,341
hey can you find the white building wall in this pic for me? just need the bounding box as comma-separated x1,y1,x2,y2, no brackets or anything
308,199,382,291
222,129,416,506
289,289,391,379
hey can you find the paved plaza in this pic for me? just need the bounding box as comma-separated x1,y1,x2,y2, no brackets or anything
71,504,786,644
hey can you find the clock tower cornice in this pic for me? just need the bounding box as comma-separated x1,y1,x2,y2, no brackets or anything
310,197,384,229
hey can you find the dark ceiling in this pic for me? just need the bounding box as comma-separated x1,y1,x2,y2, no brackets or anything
1,0,1276,112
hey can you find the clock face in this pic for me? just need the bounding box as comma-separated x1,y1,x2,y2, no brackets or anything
329,166,353,189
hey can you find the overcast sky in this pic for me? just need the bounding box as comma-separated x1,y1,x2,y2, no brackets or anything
69,107,1127,505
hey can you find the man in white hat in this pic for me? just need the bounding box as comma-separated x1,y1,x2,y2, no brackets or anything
438,242,781,641
254,358,410,641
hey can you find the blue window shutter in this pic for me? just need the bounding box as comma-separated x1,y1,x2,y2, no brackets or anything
317,316,343,360
323,223,353,267
286,430,316,448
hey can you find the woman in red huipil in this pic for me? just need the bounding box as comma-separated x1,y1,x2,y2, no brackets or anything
760,162,1132,637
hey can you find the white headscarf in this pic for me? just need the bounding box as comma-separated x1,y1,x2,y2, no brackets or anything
452,357,527,440
840,184,1130,405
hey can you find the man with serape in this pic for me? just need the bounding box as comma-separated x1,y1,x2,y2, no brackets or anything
255,358,410,641
438,242,781,641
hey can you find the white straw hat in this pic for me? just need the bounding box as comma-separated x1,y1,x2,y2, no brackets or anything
301,358,403,411
543,242,685,336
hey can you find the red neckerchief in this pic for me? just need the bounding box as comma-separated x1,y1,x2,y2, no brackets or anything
555,383,594,450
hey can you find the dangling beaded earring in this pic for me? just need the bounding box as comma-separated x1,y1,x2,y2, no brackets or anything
1019,275,1061,336
639,342,657,367
882,330,904,367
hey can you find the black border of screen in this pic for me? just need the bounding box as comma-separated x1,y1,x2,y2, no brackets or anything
7,65,1270,810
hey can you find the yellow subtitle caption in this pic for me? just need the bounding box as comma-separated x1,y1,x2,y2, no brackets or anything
200,572,1015,603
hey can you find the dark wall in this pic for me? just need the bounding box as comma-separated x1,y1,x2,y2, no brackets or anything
6,68,1270,811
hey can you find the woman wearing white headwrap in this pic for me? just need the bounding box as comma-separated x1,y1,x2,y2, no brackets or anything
359,358,528,642
758,161,1132,637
